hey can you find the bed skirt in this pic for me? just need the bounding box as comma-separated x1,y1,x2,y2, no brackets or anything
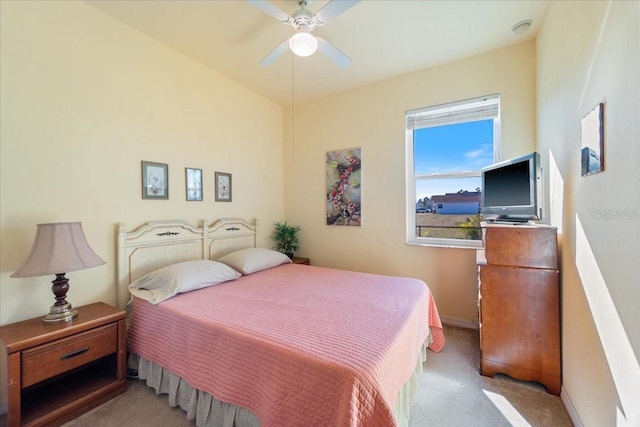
130,335,430,427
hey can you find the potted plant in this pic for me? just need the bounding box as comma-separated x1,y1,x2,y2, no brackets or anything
272,221,301,259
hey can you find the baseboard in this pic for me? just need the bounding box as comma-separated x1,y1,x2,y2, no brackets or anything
561,387,583,427
440,315,479,329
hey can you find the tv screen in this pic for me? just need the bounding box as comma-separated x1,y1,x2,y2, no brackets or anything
481,152,541,221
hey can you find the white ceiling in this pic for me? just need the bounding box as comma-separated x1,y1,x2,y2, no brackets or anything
87,0,548,106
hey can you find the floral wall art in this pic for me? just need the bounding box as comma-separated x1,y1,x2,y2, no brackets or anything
326,148,361,226
141,161,168,200
215,172,232,202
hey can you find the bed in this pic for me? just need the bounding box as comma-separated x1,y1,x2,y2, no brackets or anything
117,218,445,427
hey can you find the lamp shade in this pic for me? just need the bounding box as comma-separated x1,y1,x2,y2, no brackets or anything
289,32,318,57
11,222,105,278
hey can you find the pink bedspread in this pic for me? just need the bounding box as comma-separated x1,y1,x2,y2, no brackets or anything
128,264,444,426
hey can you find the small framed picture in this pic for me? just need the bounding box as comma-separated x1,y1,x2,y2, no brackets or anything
185,168,203,201
580,102,605,176
215,172,232,202
142,161,168,200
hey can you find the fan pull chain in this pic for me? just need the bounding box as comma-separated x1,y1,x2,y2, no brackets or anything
291,52,295,162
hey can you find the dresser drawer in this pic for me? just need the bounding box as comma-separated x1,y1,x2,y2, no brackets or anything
22,323,117,387
483,226,558,269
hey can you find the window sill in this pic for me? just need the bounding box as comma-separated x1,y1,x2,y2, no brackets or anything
406,238,482,250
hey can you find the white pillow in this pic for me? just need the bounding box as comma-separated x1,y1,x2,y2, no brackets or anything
217,248,292,275
129,260,241,304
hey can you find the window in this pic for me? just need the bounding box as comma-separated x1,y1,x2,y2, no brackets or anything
406,94,501,248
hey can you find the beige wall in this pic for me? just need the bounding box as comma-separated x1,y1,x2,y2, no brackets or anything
0,1,284,410
536,1,640,426
283,41,537,327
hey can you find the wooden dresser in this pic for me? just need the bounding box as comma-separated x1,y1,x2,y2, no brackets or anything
477,223,561,395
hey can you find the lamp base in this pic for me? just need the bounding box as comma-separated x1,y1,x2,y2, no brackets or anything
42,272,78,324
43,302,78,324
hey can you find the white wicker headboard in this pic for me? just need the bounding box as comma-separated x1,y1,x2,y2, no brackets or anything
116,218,257,309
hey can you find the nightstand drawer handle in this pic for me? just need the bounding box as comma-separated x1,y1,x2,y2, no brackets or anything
61,347,89,361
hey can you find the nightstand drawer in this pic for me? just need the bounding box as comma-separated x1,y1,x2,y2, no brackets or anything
22,323,117,387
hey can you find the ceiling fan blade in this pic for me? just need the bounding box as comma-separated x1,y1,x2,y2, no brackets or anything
259,39,290,66
313,0,361,26
246,0,293,24
317,37,352,68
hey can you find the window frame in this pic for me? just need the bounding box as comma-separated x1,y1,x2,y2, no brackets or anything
405,94,501,249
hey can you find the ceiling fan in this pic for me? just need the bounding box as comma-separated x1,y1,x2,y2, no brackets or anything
246,0,361,68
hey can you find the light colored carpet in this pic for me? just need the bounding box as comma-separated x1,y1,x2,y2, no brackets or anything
64,325,572,426
408,325,572,426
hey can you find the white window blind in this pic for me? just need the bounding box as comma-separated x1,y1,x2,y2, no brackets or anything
407,93,500,130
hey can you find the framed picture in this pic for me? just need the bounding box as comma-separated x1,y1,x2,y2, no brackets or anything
581,102,605,176
185,167,203,201
215,172,232,202
142,161,168,199
326,148,361,226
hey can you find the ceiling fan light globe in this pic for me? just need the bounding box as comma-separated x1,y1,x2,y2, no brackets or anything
289,32,318,57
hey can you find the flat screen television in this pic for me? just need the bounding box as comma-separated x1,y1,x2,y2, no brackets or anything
481,152,542,222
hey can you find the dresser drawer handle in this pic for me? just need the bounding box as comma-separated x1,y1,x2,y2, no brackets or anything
61,347,89,361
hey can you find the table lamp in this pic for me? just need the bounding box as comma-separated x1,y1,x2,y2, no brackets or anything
10,222,105,324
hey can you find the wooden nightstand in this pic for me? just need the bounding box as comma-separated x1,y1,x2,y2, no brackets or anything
0,302,127,427
291,256,310,265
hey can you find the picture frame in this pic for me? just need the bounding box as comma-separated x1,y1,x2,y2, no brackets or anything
580,102,605,176
326,148,361,226
215,172,232,202
142,161,168,200
185,167,203,201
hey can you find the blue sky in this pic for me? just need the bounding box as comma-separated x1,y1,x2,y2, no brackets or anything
414,120,494,201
